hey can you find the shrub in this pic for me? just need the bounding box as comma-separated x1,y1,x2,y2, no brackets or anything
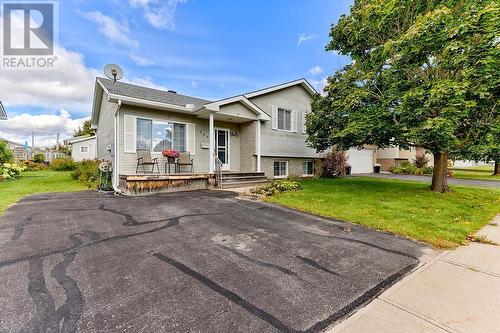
51,157,78,171
71,159,100,189
413,154,429,168
0,142,14,164
390,161,433,176
251,178,301,197
322,149,348,177
21,160,47,171
0,163,26,181
32,153,45,163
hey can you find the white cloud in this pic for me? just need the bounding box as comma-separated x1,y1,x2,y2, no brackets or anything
191,80,199,88
0,110,88,147
309,65,323,76
130,54,155,66
308,76,329,94
129,0,186,30
81,11,139,49
297,33,318,46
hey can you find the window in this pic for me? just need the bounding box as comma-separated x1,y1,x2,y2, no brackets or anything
137,118,186,152
80,146,89,153
274,161,288,178
303,161,314,175
277,108,292,131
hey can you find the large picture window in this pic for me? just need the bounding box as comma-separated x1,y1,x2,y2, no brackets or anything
277,108,292,131
137,118,186,152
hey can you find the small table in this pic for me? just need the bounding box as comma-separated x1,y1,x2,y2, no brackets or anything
165,162,177,174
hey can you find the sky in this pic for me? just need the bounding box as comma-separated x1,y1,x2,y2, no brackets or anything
0,0,352,147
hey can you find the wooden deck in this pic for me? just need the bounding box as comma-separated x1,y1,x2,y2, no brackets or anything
119,173,215,195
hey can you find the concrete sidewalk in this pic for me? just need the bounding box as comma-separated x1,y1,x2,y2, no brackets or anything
328,215,500,333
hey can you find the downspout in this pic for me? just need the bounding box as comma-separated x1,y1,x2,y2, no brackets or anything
113,99,122,194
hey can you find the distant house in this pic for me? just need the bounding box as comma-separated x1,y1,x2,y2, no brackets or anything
65,136,97,161
377,145,434,171
0,137,30,161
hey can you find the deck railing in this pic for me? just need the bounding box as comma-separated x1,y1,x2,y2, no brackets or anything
213,153,223,188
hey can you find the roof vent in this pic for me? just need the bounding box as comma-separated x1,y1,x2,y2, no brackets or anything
185,104,195,109
167,90,177,94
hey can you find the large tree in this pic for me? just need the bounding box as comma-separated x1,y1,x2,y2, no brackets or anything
307,0,499,192
74,120,96,137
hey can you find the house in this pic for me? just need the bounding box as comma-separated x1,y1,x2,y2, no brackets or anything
91,77,332,192
0,137,30,161
66,136,97,161
377,145,434,171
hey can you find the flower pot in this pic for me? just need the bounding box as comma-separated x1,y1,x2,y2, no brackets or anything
167,156,176,163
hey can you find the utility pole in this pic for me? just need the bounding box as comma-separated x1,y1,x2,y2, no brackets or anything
31,131,35,148
56,133,60,150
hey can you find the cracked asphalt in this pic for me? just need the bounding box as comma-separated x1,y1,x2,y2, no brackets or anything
0,190,429,332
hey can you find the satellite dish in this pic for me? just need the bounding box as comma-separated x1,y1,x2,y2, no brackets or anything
104,64,124,93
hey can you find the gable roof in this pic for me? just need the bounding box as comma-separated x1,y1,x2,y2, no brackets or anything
0,101,6,120
97,78,210,108
65,135,96,145
243,78,317,98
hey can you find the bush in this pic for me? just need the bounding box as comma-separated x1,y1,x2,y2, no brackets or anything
0,163,26,181
390,162,433,175
51,157,78,171
71,159,100,189
322,149,348,177
0,142,14,164
32,153,45,163
413,154,429,168
21,160,47,171
251,178,301,197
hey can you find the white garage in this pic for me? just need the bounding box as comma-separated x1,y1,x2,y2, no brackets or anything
347,148,374,174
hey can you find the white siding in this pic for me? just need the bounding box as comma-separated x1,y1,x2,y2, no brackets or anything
117,105,241,174
71,137,97,162
96,94,116,161
249,85,320,158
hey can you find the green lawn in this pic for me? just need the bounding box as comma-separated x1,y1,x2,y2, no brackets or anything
265,177,500,248
451,165,500,181
0,170,86,214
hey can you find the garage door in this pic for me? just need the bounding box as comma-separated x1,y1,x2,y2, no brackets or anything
347,148,373,174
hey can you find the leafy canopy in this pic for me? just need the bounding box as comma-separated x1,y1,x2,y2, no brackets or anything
307,0,499,157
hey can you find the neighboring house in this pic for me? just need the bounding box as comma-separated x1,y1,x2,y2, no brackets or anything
66,136,97,161
91,77,328,189
0,137,30,161
377,145,434,171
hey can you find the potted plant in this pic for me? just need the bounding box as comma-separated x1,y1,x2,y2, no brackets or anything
162,149,180,163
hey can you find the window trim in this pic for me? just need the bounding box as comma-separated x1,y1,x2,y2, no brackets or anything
80,146,89,153
302,161,314,177
135,115,189,154
273,160,288,179
276,107,293,132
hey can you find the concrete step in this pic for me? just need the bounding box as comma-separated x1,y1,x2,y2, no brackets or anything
222,172,265,178
222,175,268,183
221,180,269,189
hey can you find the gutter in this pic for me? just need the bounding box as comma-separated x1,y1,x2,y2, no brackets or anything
113,99,122,194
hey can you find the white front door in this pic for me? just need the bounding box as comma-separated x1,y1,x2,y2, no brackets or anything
215,129,230,171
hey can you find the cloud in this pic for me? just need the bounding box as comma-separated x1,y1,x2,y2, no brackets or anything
297,33,317,46
309,65,323,76
129,0,186,30
308,76,329,94
81,11,139,49
0,110,88,147
191,80,199,88
130,54,155,66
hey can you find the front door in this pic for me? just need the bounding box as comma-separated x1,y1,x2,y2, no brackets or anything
215,129,230,171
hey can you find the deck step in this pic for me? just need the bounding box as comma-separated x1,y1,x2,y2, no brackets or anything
219,172,269,189
221,180,269,189
222,172,265,177
222,175,268,182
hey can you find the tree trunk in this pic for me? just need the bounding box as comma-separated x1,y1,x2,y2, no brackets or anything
494,161,500,176
431,152,449,192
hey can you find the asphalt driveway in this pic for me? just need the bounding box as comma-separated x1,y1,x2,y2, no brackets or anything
0,190,429,332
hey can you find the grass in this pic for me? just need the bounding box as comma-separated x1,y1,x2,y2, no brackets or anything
451,165,500,181
0,170,86,215
265,177,500,248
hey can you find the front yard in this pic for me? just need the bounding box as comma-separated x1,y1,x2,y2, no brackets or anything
265,177,500,248
452,165,500,181
0,170,86,214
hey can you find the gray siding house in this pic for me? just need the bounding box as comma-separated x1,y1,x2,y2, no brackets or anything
90,78,323,190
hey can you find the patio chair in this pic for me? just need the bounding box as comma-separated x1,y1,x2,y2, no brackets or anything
136,149,160,174
176,153,194,173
